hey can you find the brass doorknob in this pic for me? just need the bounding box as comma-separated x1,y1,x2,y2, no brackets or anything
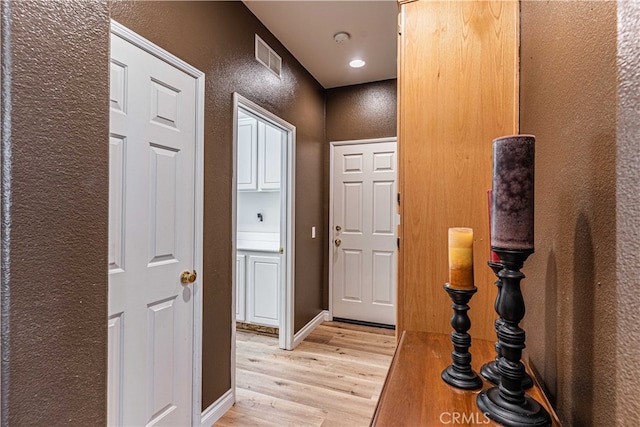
334,239,342,247
335,225,342,231
180,270,197,284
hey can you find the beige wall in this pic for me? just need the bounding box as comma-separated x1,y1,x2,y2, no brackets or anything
616,3,640,423
520,2,619,424
616,3,640,424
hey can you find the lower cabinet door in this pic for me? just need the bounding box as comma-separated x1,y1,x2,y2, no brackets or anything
247,254,280,327
236,253,246,322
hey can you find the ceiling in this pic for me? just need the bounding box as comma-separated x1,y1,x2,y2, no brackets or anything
242,1,399,89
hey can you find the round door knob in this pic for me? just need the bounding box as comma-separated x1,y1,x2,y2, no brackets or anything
335,239,342,247
180,270,197,284
335,225,342,231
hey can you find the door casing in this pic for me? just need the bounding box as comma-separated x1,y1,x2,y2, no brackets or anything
231,92,296,396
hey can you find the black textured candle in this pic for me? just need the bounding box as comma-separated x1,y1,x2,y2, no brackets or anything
491,135,535,250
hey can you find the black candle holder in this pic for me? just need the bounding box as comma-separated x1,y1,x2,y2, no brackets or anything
476,249,551,427
441,284,483,390
480,261,534,389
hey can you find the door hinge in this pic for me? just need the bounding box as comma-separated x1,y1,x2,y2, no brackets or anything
397,237,400,249
397,192,401,205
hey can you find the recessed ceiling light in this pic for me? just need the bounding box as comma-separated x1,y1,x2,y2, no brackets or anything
349,59,366,68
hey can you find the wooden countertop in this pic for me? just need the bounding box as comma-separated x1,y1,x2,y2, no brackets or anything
371,331,561,427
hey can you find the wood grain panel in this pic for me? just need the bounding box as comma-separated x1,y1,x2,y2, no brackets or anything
397,0,519,340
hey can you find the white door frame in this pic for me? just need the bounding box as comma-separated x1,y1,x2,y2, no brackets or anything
231,93,296,384
328,137,397,322
109,20,205,425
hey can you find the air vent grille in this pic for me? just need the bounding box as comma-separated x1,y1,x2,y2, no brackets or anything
255,34,282,78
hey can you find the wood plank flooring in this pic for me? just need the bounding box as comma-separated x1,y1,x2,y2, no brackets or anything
215,321,396,427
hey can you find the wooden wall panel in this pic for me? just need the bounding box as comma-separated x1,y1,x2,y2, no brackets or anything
397,0,519,341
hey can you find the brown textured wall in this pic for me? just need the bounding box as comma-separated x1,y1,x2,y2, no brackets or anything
616,3,640,424
0,1,110,424
324,80,397,307
519,2,617,425
110,1,326,409
325,80,397,143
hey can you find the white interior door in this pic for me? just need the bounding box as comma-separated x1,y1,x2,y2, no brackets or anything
108,30,199,426
331,140,397,326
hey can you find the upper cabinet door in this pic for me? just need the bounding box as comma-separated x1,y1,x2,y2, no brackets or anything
237,117,258,191
238,118,282,192
258,122,282,191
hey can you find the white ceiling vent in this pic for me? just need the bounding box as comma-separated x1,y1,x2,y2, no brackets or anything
255,34,282,78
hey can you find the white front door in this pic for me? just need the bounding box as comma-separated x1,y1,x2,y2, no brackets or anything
108,29,199,426
331,140,397,326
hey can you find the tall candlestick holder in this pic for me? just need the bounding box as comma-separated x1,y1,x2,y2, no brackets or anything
480,261,534,389
441,284,483,390
476,249,551,426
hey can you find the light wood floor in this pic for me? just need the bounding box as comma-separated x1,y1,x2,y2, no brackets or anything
215,321,396,427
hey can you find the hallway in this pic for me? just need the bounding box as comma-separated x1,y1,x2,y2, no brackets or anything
216,322,395,426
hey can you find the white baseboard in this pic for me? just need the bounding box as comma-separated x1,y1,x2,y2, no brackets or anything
292,310,330,348
201,388,234,426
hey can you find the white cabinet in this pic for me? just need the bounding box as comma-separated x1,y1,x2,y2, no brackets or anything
236,251,280,327
258,123,282,191
237,117,258,191
235,253,246,322
237,118,281,191
247,253,280,326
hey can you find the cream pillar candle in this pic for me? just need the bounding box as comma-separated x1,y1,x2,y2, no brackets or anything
448,227,474,289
